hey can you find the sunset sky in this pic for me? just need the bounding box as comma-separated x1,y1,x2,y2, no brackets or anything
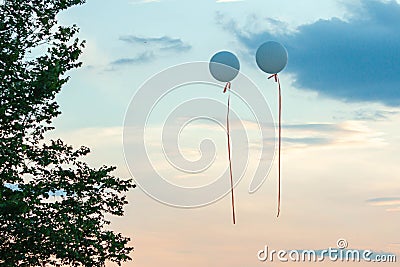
48,0,400,266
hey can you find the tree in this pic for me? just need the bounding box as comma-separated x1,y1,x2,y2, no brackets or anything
0,0,135,266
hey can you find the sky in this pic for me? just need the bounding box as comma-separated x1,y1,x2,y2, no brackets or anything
45,0,400,266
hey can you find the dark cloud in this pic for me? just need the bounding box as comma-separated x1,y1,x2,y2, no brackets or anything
110,51,154,66
119,35,192,52
228,0,400,106
107,35,191,69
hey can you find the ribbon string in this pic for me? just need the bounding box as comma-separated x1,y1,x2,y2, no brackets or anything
268,74,282,218
223,82,236,224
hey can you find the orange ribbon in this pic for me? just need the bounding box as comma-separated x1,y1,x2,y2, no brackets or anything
223,82,236,224
268,74,282,218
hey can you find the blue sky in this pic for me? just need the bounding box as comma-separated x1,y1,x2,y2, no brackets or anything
232,0,400,105
47,0,400,266
54,0,400,130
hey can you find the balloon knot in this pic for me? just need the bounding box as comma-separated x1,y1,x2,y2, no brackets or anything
223,82,231,93
268,74,278,83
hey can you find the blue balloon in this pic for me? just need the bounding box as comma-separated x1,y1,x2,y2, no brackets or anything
209,51,240,83
256,41,288,74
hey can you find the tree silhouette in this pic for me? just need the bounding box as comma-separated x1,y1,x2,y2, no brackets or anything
0,0,135,266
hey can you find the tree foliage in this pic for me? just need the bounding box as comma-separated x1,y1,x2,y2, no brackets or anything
0,0,135,266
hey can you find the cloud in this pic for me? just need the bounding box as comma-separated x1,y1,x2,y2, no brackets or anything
119,35,191,52
277,121,385,148
284,123,341,132
366,197,400,212
108,35,191,68
110,51,154,66
366,197,400,206
283,137,331,146
353,109,400,121
278,123,341,146
227,0,400,106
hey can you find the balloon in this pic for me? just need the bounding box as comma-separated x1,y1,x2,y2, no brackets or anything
209,51,240,82
209,51,240,224
256,41,288,218
256,41,288,74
